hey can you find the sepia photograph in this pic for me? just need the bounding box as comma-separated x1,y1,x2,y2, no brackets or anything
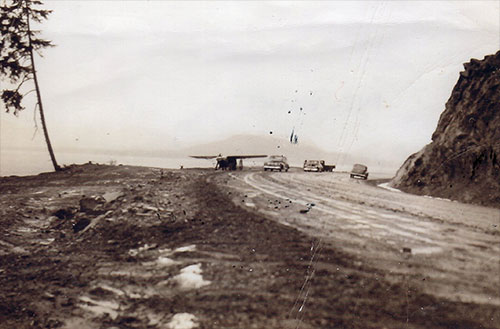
0,1,499,328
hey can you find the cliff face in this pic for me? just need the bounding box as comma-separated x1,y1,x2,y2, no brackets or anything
391,51,500,207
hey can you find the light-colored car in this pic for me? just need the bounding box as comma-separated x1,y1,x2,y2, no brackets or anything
264,155,289,172
303,160,336,172
303,160,324,172
350,164,369,180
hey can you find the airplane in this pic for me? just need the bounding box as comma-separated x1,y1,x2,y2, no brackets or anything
190,154,267,170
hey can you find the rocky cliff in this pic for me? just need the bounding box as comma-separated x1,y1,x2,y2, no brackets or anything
391,51,500,207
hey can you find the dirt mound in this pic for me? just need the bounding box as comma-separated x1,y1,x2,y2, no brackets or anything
391,51,500,207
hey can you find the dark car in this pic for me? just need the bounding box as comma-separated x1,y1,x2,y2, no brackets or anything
350,164,369,180
264,155,289,172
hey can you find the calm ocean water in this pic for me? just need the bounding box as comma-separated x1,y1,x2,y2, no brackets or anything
0,149,221,177
1,149,395,178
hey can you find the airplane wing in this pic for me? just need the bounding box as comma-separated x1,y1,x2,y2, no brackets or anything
226,155,267,160
189,155,218,159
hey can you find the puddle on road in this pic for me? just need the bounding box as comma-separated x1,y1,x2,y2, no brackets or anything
95,283,125,297
123,284,155,299
167,313,198,329
378,183,402,193
89,244,209,325
174,245,196,253
130,244,196,258
171,263,211,290
157,256,178,266
78,296,119,320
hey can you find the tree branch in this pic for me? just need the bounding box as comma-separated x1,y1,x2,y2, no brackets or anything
14,74,31,92
23,88,36,97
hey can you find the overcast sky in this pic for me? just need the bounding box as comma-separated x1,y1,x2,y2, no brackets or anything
1,1,499,171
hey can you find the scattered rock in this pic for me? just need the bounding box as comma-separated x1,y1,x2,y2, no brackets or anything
43,292,56,300
300,202,316,213
11,246,28,254
73,218,91,233
53,208,76,220
102,191,122,203
79,210,113,234
80,196,106,215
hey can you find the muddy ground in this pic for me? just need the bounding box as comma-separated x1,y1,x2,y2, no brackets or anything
0,164,499,329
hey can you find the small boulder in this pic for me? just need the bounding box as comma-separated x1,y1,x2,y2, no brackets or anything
102,191,122,203
73,218,91,233
52,208,76,220
79,196,105,215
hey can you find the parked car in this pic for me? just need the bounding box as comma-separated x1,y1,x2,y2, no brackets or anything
322,162,336,172
350,164,369,180
264,155,289,172
303,160,336,172
303,160,324,172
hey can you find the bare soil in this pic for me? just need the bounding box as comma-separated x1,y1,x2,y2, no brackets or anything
0,164,499,329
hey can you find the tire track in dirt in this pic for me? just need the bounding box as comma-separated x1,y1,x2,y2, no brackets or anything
231,171,500,307
244,172,442,248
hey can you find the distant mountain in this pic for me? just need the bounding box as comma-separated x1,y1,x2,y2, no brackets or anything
177,134,398,174
178,134,339,167
52,134,336,166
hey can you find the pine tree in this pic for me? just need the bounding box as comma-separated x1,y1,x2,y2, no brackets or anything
1,0,60,171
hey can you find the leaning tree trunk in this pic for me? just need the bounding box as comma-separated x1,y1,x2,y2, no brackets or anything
26,9,60,171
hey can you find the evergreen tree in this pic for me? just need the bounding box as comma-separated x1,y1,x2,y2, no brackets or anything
1,0,60,171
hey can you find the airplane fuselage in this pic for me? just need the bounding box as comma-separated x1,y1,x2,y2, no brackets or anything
216,157,238,170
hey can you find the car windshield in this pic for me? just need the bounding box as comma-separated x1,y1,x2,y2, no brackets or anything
269,156,285,161
352,164,367,172
306,160,319,165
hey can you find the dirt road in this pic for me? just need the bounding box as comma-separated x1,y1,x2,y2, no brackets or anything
221,170,500,307
1,165,499,329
